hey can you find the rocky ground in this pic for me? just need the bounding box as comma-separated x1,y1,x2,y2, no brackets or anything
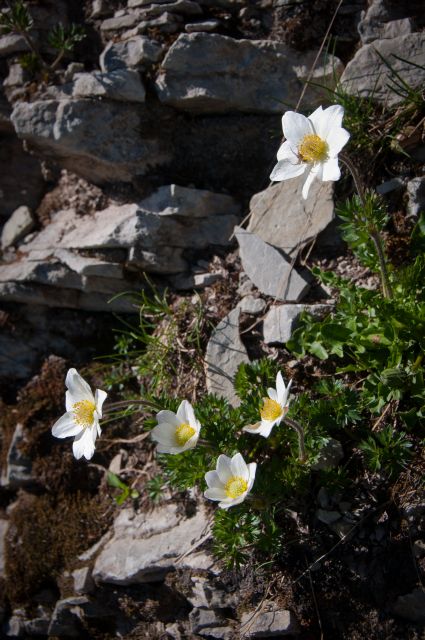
0,0,424,638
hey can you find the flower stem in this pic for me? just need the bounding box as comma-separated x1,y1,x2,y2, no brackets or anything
283,417,306,463
339,154,393,300
106,399,159,411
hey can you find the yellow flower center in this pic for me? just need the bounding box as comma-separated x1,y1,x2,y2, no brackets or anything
225,476,248,499
298,133,329,163
260,398,284,422
73,399,96,428
175,422,196,447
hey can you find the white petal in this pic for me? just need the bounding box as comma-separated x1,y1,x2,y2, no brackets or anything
95,389,107,418
216,455,233,484
219,494,247,509
156,443,176,454
176,399,190,423
276,140,298,162
301,166,319,200
52,412,82,439
247,463,257,491
282,111,313,145
91,421,98,444
276,371,286,403
267,388,278,402
182,400,199,432
308,105,323,132
314,104,344,141
65,369,94,403
72,428,95,460
205,470,221,488
151,423,176,446
281,378,293,407
230,453,249,480
270,159,305,182
156,410,179,427
242,422,262,434
322,157,341,181
204,487,227,502
258,420,276,438
327,127,350,156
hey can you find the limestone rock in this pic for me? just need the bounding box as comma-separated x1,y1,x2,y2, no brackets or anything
247,177,334,256
93,503,212,584
406,176,425,218
238,295,266,315
189,608,236,638
155,33,343,113
235,228,310,302
311,438,344,471
101,13,142,32
2,423,35,489
340,33,425,106
0,519,8,577
144,0,203,16
1,206,35,250
100,36,164,71
263,304,331,344
72,69,146,103
72,567,95,595
48,597,87,638
240,603,299,637
0,34,29,57
205,307,249,406
185,19,220,32
358,0,418,44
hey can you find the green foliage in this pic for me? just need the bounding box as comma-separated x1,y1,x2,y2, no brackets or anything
47,23,85,53
359,427,413,476
0,1,33,33
107,472,139,505
18,51,40,74
146,474,167,503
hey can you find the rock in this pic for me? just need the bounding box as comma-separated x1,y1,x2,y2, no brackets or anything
238,295,266,315
1,205,35,250
93,503,212,584
413,539,425,558
101,13,142,32
316,509,342,525
311,438,344,471
155,33,343,113
72,69,146,103
235,228,310,302
189,608,236,638
406,176,425,218
2,423,35,489
205,307,250,406
247,178,334,256
144,0,203,16
11,99,172,184
0,519,8,577
63,62,85,83
358,0,417,44
91,0,112,18
48,597,88,637
185,19,220,32
340,33,425,106
263,304,331,344
393,588,425,622
170,272,222,289
100,36,164,72
188,576,238,609
0,34,29,57
4,611,25,638
72,567,95,595
131,12,183,35
24,614,51,636
376,177,405,195
240,603,299,637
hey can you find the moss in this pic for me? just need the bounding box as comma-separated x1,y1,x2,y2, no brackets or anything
5,490,112,606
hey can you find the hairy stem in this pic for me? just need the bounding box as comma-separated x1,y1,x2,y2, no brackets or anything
283,417,306,463
339,153,393,299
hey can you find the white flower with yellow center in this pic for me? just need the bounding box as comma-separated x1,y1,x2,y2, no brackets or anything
243,372,292,438
270,105,350,199
51,368,107,460
151,400,201,454
204,453,256,509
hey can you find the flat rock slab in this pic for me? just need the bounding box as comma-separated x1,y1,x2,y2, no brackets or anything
93,503,212,584
235,228,310,302
72,69,146,103
240,604,299,637
1,205,35,250
248,177,334,256
100,36,164,71
340,32,425,106
205,307,250,406
263,304,331,344
155,33,342,113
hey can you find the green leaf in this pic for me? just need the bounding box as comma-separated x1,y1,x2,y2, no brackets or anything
321,323,352,343
310,341,329,360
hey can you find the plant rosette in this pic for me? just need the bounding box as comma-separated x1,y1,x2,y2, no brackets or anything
51,368,107,460
243,371,292,438
270,104,350,199
151,399,201,454
204,453,257,509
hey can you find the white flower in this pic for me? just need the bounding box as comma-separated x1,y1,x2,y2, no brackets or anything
204,452,256,509
151,400,201,454
270,104,350,199
51,368,107,460
243,372,292,438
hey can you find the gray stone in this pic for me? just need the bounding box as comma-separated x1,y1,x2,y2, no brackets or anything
376,177,405,195
0,34,29,57
72,69,145,103
240,604,299,637
0,519,8,577
11,99,171,184
72,567,95,595
93,503,211,584
53,250,123,278
185,19,220,32
129,0,176,5
235,228,310,302
263,304,331,344
4,611,25,638
188,576,238,609
155,33,343,113
238,295,266,315
91,0,112,18
24,616,50,636
393,588,425,622
205,307,249,406
101,13,142,31
48,597,88,637
132,12,183,34
340,33,425,106
311,438,344,471
406,176,425,218
170,271,222,289
316,509,342,525
144,0,203,16
2,423,34,489
189,608,236,638
63,62,85,82
358,0,417,45
1,205,35,250
100,36,163,72
248,177,334,256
